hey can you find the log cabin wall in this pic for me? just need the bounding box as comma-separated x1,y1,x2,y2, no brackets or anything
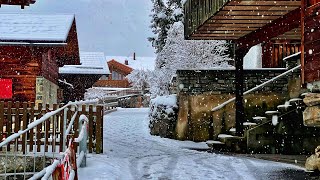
0,46,39,102
262,40,301,68
0,46,60,102
56,21,80,67
303,0,320,82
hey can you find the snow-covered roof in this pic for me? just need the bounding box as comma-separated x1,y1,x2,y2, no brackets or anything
106,56,155,71
59,52,110,75
0,14,74,42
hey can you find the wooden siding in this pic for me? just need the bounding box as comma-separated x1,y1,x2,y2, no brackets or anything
303,1,320,82
56,21,81,67
262,41,301,68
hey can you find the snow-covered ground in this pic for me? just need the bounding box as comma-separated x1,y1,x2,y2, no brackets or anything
78,108,305,180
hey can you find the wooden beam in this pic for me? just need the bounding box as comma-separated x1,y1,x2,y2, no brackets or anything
236,7,301,50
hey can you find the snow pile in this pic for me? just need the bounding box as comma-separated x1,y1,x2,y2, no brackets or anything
149,95,178,138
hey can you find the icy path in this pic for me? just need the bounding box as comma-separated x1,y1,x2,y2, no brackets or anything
78,108,305,180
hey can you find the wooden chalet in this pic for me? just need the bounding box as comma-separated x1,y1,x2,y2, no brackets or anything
0,14,80,104
59,52,110,102
0,0,36,9
94,59,133,88
184,0,320,135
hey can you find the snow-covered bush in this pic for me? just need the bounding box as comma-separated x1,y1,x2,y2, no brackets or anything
149,94,178,138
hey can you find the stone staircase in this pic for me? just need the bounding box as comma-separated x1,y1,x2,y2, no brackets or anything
207,95,308,154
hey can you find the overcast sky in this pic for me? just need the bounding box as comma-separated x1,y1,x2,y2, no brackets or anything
0,0,155,57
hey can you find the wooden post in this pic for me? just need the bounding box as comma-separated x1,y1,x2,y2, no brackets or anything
59,104,64,152
36,103,42,152
301,0,306,84
22,102,28,154
7,101,12,151
235,48,247,136
96,105,103,154
88,105,93,153
52,104,58,153
45,104,50,152
29,102,35,152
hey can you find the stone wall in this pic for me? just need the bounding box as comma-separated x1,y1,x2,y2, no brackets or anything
175,66,303,141
177,69,289,95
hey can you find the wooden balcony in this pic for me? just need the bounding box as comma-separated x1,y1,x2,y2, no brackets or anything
184,0,301,40
0,0,36,9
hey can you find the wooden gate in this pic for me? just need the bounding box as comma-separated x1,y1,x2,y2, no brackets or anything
0,101,104,154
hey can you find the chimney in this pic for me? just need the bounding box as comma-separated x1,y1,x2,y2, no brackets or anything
133,52,136,60
125,59,129,65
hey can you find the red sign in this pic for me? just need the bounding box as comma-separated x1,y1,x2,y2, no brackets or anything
0,79,12,99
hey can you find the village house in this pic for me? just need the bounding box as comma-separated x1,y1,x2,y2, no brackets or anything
94,53,155,89
59,51,110,103
0,14,81,105
173,0,320,155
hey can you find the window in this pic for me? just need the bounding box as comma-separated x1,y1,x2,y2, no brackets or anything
112,71,123,80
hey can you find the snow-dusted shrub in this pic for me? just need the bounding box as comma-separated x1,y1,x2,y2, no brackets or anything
149,94,178,138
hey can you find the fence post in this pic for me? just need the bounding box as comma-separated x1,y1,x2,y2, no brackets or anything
63,108,68,151
96,105,103,154
78,115,88,168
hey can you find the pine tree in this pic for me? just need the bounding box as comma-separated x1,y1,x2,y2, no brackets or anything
149,0,184,53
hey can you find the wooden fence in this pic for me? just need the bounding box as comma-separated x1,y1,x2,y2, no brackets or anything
0,101,104,154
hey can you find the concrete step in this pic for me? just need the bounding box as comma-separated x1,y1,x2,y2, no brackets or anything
206,140,226,152
243,122,257,129
217,134,245,153
277,103,292,112
252,116,267,124
229,128,236,136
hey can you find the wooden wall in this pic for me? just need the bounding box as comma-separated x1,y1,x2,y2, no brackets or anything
262,40,300,68
303,1,320,82
56,21,80,67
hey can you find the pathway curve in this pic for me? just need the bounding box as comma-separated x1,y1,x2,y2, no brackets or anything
78,108,306,180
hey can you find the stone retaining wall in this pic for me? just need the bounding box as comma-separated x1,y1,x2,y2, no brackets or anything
177,69,289,95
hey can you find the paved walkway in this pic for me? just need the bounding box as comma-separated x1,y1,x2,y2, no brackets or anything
78,108,309,180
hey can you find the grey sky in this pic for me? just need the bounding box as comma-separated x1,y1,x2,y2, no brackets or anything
0,0,155,57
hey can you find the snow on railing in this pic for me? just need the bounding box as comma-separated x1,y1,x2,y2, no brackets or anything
35,114,89,180
212,64,301,112
0,99,97,180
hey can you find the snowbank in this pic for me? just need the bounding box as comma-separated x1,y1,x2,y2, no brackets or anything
149,95,178,138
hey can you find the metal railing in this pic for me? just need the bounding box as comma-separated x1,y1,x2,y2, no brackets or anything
0,99,99,180
212,64,301,112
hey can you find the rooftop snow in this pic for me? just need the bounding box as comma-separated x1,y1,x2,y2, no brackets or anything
106,56,155,71
59,52,110,75
0,14,74,42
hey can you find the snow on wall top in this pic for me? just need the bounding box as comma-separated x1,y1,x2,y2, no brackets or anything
0,14,74,42
59,52,110,75
150,94,177,107
106,56,155,71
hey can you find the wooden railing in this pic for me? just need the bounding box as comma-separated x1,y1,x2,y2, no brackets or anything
0,101,104,154
184,0,228,39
